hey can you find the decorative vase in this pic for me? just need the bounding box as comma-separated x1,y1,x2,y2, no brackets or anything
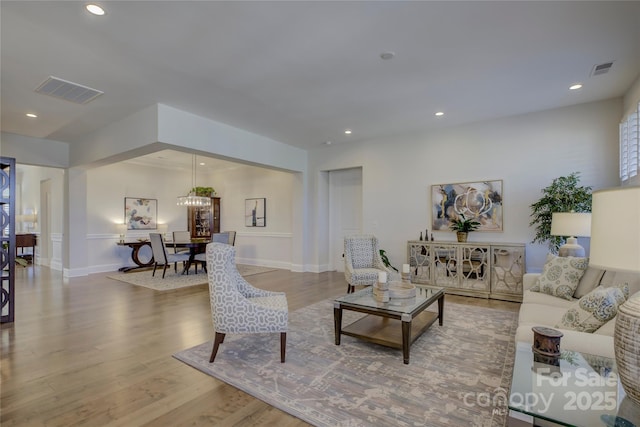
614,293,640,405
456,232,468,243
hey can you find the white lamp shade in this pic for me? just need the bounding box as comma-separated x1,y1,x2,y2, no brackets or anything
589,187,640,272
550,212,592,237
16,214,37,223
115,223,127,234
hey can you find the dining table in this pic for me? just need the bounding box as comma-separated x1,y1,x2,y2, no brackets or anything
170,240,211,274
117,239,210,274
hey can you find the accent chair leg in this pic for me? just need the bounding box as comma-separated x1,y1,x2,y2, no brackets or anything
347,284,355,293
162,264,168,278
209,332,225,363
152,262,158,277
280,332,287,363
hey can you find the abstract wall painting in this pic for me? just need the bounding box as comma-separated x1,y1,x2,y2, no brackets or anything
431,180,503,232
124,197,157,230
245,198,266,227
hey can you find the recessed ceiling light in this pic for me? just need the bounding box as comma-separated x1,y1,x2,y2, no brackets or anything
569,84,583,90
380,51,395,60
435,112,444,117
86,4,106,16
199,162,205,166
26,113,37,118
344,129,352,135
324,141,332,145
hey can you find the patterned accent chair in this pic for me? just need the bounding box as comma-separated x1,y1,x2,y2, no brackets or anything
205,242,288,363
344,235,398,293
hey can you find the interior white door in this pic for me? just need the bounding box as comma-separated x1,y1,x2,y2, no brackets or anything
329,168,363,272
39,179,51,266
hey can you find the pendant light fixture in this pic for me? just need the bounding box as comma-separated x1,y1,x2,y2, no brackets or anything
176,154,211,207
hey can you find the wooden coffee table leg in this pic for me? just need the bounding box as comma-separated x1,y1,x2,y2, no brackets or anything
438,294,444,326
333,303,342,345
402,318,411,364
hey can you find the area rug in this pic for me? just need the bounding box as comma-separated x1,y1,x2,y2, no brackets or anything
107,264,278,291
173,300,518,427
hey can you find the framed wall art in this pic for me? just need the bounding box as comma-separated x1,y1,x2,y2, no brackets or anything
245,198,266,227
124,197,157,230
431,180,503,232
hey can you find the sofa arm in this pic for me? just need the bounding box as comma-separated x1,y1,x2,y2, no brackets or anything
523,273,540,291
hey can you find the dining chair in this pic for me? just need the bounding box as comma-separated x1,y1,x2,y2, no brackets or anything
194,232,230,273
149,233,190,278
344,234,398,293
205,242,288,363
224,231,237,246
172,230,191,254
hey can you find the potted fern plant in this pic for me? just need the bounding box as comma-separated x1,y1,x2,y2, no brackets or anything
529,172,592,253
449,213,480,242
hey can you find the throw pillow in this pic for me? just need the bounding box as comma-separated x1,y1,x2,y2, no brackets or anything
556,283,630,333
573,266,605,299
529,254,589,300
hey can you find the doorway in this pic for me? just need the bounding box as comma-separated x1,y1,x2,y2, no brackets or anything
328,167,363,272
39,179,51,266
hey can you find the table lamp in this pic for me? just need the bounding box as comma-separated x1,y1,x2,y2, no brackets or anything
115,223,127,243
589,186,640,406
550,212,591,257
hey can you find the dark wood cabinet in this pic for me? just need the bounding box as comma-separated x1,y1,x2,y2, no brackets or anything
188,197,220,238
16,233,37,263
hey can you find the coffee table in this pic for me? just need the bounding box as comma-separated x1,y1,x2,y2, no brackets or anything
509,341,640,427
333,284,444,364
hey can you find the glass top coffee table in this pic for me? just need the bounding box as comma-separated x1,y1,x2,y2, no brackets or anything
333,284,444,364
509,341,639,427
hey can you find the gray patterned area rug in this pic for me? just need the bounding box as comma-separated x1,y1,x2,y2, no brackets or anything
173,300,517,427
107,264,277,291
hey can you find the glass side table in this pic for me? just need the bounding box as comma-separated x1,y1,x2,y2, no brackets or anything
509,341,639,427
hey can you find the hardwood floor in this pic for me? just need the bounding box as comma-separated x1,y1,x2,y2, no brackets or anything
1,266,520,426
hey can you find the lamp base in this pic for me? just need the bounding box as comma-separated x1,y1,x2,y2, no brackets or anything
558,237,585,257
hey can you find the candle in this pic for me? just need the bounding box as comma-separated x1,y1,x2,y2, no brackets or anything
378,271,387,283
402,264,410,273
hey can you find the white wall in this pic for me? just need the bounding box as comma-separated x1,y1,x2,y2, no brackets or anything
212,165,295,268
12,96,627,275
622,74,640,187
15,164,65,268
307,98,622,273
84,160,296,273
1,132,69,168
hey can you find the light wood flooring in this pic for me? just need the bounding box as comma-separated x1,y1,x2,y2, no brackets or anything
1,266,520,426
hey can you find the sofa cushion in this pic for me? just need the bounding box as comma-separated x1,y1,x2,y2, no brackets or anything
515,324,614,358
594,316,616,336
522,289,577,308
530,254,589,300
556,283,629,333
573,266,605,298
600,271,640,296
518,303,568,326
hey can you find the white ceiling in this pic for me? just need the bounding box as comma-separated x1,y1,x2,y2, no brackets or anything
2,1,640,152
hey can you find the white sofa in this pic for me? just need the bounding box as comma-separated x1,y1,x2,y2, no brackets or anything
515,268,640,358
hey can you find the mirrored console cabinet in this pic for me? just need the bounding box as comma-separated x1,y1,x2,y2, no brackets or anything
407,241,525,302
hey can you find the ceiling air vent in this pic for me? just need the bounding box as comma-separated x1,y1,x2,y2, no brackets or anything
34,76,103,104
591,62,614,77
